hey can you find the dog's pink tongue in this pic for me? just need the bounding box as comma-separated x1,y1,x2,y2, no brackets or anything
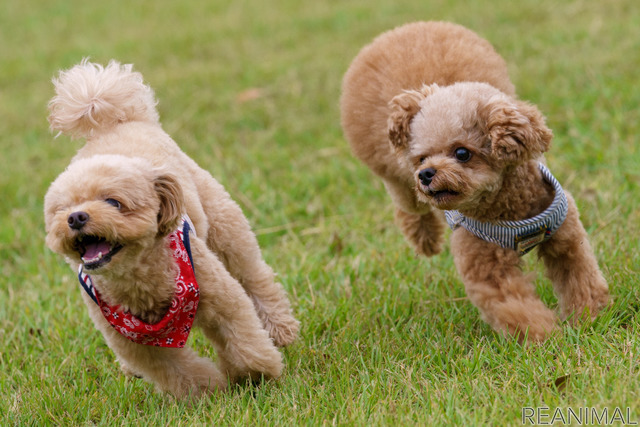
84,241,112,260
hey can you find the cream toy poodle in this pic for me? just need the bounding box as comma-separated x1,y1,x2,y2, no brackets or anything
340,21,609,342
44,59,299,397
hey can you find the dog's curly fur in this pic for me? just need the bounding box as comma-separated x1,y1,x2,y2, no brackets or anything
44,60,299,398
340,21,609,342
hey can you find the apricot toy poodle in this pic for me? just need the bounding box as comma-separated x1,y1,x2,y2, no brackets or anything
340,21,608,342
44,60,299,397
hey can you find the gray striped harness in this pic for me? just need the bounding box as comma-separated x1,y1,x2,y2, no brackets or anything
444,163,569,256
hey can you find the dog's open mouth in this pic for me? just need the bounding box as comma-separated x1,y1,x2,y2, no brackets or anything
76,235,123,270
429,189,460,201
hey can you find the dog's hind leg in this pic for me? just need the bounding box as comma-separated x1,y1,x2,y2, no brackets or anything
451,229,558,342
190,238,285,381
538,192,609,322
197,178,299,347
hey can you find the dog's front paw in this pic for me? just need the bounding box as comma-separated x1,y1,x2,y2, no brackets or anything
588,287,610,317
249,340,285,379
414,234,444,257
222,347,284,382
258,349,284,380
558,273,609,324
394,208,444,257
217,326,285,382
481,293,559,343
518,313,559,343
250,291,300,347
263,313,300,347
119,361,143,378
563,291,610,324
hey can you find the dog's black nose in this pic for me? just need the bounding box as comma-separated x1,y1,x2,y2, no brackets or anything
418,168,437,186
68,211,89,230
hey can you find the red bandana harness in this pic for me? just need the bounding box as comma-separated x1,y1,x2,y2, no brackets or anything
78,217,199,348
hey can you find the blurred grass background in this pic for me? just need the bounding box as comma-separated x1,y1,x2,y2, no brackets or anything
1,0,638,424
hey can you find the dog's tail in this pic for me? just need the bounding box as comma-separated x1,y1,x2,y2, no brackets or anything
48,59,159,139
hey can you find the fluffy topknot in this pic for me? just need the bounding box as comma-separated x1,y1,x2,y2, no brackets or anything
48,59,159,139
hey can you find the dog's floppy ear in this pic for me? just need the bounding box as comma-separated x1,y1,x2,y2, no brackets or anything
388,84,439,150
482,96,553,163
154,172,185,236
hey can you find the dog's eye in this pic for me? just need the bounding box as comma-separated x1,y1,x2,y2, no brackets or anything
454,148,472,163
105,198,122,209
419,156,426,163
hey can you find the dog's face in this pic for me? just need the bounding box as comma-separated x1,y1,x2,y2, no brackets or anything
388,82,553,211
44,155,184,275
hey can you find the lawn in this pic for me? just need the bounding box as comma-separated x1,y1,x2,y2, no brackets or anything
1,0,638,424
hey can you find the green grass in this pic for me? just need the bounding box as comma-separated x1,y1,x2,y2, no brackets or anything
1,0,639,424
